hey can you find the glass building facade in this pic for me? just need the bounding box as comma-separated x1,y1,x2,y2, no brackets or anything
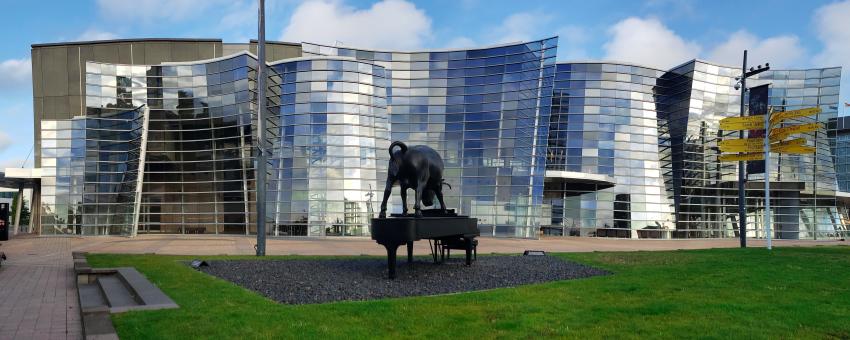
656,61,845,239
544,62,673,238
835,116,850,192
39,108,144,235
302,38,558,237
74,55,259,235
27,37,848,239
266,57,390,236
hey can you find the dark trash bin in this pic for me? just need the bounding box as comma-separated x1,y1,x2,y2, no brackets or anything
0,203,9,241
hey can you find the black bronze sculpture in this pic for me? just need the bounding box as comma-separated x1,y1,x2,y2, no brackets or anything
371,141,480,279
378,141,447,218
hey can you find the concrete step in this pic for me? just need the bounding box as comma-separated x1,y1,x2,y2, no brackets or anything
115,267,178,311
78,283,108,313
97,275,140,312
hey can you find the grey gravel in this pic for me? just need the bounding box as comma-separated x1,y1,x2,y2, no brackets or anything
199,255,609,304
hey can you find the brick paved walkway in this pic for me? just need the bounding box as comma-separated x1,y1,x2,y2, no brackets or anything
0,236,81,340
70,234,848,256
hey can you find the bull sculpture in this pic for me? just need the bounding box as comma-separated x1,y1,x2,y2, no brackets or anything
378,141,448,218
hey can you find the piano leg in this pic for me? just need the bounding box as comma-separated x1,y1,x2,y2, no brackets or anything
384,243,400,279
465,237,473,266
406,241,413,264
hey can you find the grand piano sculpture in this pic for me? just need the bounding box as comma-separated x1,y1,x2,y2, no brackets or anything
371,141,480,279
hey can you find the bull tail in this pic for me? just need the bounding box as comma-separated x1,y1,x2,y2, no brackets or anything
441,179,452,190
389,141,407,158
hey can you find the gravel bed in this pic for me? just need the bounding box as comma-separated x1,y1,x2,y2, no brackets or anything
198,255,609,304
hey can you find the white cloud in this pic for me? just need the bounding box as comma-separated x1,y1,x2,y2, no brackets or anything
556,25,589,60
443,37,476,49
449,11,560,51
96,0,223,22
813,1,850,68
76,28,118,42
220,1,257,30
493,11,551,44
603,17,700,69
707,30,805,68
280,0,432,50
0,58,31,91
214,0,258,43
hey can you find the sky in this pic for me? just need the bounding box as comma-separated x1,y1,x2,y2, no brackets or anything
0,0,849,170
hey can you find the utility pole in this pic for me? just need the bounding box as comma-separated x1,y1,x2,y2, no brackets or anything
255,0,267,256
764,109,772,250
734,50,770,248
737,50,748,248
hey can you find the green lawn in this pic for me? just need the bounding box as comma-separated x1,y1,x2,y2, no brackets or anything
87,246,850,339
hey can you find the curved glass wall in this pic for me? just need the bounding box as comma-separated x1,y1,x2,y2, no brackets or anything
267,57,389,236
836,117,850,192
31,37,846,240
39,108,144,235
302,38,558,237
545,62,673,237
85,55,259,234
657,61,844,239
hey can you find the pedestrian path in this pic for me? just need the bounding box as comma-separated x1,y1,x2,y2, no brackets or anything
0,236,81,340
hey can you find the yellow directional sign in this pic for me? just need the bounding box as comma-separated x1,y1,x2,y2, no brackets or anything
719,138,763,152
770,138,806,150
772,145,816,154
719,138,806,153
719,115,764,130
769,122,820,142
770,107,821,125
719,153,764,162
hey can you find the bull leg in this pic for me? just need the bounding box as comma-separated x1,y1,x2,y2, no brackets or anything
436,189,447,215
400,186,408,216
378,177,394,218
414,182,425,218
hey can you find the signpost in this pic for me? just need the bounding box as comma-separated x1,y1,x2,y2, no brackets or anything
770,107,821,125
719,153,764,162
769,123,820,142
719,116,765,130
729,54,770,248
719,105,820,250
763,107,771,250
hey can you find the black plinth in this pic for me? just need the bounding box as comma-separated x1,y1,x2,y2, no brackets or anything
371,215,479,279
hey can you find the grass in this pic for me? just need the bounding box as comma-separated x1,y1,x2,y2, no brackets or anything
86,246,850,339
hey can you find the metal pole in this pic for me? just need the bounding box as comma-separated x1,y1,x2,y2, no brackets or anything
255,0,267,256
764,108,772,250
12,184,23,235
738,50,748,248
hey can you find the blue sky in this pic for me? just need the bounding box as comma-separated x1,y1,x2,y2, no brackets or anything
1,0,849,169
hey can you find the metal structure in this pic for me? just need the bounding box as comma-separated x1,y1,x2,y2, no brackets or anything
734,50,770,247
255,0,267,256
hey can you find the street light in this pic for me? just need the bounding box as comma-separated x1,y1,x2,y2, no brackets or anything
256,0,268,256
734,50,770,248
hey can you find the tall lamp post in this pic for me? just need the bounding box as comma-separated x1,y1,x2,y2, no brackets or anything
733,50,770,248
255,0,268,256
